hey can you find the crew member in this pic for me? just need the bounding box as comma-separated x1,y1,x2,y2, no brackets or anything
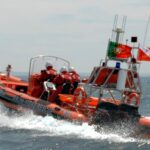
69,66,80,94
48,66,72,103
6,64,12,79
45,61,57,82
55,66,72,94
33,62,57,98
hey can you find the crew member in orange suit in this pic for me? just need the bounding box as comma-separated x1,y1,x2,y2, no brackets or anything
48,66,72,103
32,62,57,98
69,66,80,94
45,61,57,82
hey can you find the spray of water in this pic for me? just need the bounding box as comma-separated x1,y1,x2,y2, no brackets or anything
0,103,150,145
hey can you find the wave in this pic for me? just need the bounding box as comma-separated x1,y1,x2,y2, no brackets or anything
0,103,150,145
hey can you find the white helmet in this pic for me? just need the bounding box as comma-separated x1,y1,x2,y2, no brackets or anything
60,66,67,73
45,61,53,68
69,66,75,73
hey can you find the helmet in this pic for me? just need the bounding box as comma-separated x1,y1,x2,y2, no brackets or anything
45,61,53,68
69,66,75,73
60,66,67,73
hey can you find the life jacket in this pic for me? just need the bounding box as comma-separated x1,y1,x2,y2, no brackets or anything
61,72,72,94
70,71,80,83
39,70,48,82
61,71,72,83
47,68,57,76
28,73,45,98
53,74,64,86
69,71,80,94
54,71,71,86
47,68,57,81
53,71,72,95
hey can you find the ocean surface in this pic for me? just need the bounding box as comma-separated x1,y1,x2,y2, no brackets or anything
0,76,150,150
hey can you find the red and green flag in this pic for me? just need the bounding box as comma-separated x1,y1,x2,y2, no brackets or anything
107,41,132,60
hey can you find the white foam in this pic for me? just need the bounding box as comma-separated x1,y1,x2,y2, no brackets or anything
0,103,150,144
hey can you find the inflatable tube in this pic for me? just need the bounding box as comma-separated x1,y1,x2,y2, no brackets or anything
139,117,150,127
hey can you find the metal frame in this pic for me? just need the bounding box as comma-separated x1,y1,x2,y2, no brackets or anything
86,59,142,104
28,55,70,81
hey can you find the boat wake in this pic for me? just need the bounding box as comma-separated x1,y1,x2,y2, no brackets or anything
0,103,150,145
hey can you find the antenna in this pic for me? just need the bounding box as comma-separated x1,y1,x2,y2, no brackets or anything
111,15,126,43
120,16,127,43
111,15,118,40
143,14,150,47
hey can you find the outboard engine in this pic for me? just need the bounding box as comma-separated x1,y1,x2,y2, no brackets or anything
92,101,141,125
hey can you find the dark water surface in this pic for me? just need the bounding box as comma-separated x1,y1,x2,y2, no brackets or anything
0,77,150,150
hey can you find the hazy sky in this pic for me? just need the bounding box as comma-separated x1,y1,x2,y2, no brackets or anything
0,0,150,75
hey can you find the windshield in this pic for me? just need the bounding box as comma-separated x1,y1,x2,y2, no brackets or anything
82,84,101,98
28,55,70,77
82,83,123,101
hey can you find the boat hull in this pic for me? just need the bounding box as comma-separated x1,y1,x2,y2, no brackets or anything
0,85,88,122
1,84,150,138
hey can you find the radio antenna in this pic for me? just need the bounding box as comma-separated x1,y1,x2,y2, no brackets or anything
143,14,150,47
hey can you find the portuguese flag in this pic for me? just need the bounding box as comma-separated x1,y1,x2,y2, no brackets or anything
107,41,132,59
